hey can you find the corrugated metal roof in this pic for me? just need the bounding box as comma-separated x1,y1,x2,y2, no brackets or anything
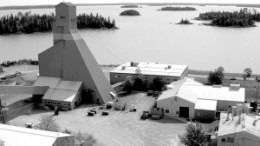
195,99,217,111
110,62,188,77
218,113,260,137
157,78,245,104
43,80,82,102
0,124,71,146
186,84,245,102
34,77,61,88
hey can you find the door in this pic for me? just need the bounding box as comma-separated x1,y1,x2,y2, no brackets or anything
179,107,189,118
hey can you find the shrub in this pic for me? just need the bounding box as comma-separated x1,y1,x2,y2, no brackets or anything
180,122,208,146
36,115,60,132
122,78,134,94
74,131,96,146
132,75,147,91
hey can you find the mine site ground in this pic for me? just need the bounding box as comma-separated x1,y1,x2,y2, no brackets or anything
0,64,259,146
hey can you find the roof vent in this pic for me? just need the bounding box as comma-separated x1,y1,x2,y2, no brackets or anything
168,65,171,69
213,85,222,88
230,84,240,90
122,66,126,70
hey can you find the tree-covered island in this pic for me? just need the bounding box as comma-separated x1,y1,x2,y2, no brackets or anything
176,19,193,24
159,6,196,11
195,8,260,27
120,9,140,16
0,11,117,35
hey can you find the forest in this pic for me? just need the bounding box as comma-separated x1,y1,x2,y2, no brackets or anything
0,11,117,35
159,6,196,11
196,8,260,27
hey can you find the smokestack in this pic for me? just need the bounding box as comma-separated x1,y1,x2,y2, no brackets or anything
226,105,232,121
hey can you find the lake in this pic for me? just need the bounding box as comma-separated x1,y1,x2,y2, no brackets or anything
0,5,260,73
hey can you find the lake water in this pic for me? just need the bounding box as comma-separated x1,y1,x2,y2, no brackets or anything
0,5,260,73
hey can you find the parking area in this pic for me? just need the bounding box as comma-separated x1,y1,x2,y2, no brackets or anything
6,93,187,146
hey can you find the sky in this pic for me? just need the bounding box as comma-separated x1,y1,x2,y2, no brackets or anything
0,0,260,7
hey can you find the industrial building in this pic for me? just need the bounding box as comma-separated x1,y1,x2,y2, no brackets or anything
0,124,74,146
110,62,188,84
217,112,260,146
35,2,115,108
155,78,245,120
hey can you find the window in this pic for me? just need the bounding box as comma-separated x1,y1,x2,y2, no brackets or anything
197,112,203,116
174,79,178,81
60,16,65,19
227,137,234,143
71,18,75,22
115,75,120,78
165,109,169,113
221,138,226,143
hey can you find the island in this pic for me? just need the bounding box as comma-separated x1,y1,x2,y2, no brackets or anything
159,6,196,11
120,9,140,16
121,5,139,8
176,19,193,25
0,12,117,35
195,9,260,27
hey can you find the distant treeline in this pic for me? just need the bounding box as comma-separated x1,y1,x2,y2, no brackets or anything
1,59,38,67
196,8,260,27
0,11,117,35
121,5,139,8
159,6,196,11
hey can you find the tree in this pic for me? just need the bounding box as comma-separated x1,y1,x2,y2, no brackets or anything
133,76,146,91
36,115,60,132
0,140,4,146
243,68,252,80
180,122,208,146
73,131,96,146
122,78,134,94
208,67,224,85
152,77,165,91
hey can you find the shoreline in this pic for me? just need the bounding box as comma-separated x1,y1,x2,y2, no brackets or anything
1,3,260,10
1,64,259,78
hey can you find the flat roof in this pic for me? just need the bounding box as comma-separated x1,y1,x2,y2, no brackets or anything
218,113,260,137
0,124,71,146
110,62,188,77
185,84,245,102
195,99,217,111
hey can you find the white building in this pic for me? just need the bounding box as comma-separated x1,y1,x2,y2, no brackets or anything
110,62,188,84
156,78,245,120
0,124,74,146
218,113,260,146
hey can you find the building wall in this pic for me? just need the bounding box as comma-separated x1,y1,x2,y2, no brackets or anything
54,136,75,146
110,72,180,85
157,96,195,119
217,100,244,111
217,132,260,146
194,109,216,121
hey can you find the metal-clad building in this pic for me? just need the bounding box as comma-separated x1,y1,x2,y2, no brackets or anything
38,2,115,105
0,124,74,146
110,62,188,84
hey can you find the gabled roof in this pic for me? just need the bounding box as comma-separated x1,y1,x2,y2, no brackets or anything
157,78,245,104
0,124,72,146
218,113,260,137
